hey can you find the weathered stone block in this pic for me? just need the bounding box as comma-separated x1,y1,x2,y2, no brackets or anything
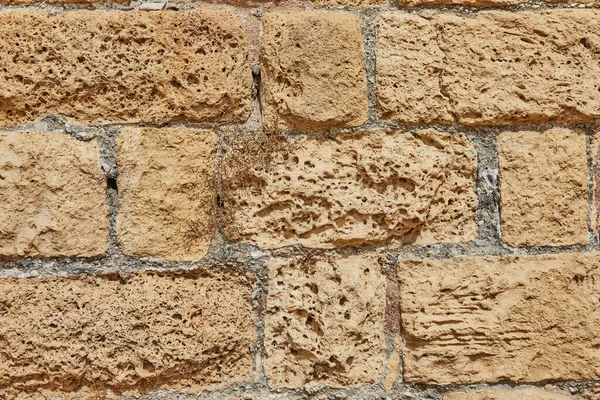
116,128,217,261
0,131,108,258
0,11,252,126
399,253,600,383
261,12,368,131
445,388,574,400
498,129,588,247
0,269,256,399
265,253,386,388
376,11,600,125
222,129,477,249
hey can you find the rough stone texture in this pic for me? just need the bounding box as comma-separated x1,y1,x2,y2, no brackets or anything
0,11,251,127
222,129,477,249
445,388,575,400
0,269,256,399
376,11,600,125
397,0,522,5
0,131,108,258
261,12,368,132
314,0,387,6
498,129,588,247
116,128,217,262
399,253,600,384
592,132,600,234
264,253,386,388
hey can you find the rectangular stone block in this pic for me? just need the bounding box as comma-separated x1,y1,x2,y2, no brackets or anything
399,253,600,384
261,12,368,132
376,11,600,125
498,129,588,247
0,131,109,258
116,128,217,262
221,129,477,249
265,253,386,388
445,388,574,400
0,269,256,399
0,10,252,127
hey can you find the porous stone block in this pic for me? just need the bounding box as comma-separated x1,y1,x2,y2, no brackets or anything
264,253,386,388
445,387,575,400
116,128,217,261
222,129,477,249
399,253,600,383
261,12,368,132
0,269,256,399
0,131,108,258
376,11,600,125
498,129,588,247
0,10,252,126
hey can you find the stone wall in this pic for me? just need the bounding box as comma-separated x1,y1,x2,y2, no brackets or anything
1,0,600,399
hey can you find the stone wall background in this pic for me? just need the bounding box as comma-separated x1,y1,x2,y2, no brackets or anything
1,0,600,399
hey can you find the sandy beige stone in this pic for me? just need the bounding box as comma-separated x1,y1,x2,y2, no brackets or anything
0,11,251,127
445,387,575,400
315,0,387,6
265,253,386,388
0,268,256,400
116,128,217,262
221,129,477,249
397,0,522,5
0,131,108,258
498,129,588,247
261,12,368,132
376,10,600,125
399,252,600,384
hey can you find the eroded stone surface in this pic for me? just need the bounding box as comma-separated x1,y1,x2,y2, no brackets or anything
315,0,387,6
0,269,256,399
0,131,108,258
222,129,477,249
265,253,386,388
397,0,522,5
399,253,600,384
0,11,251,126
498,129,588,247
445,387,575,400
376,11,600,125
116,128,217,262
261,12,368,131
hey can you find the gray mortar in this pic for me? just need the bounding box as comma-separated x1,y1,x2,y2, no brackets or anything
1,2,600,400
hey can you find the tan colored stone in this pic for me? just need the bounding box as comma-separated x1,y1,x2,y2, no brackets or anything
498,129,588,247
592,132,600,234
265,253,386,388
0,268,256,399
221,129,477,249
0,11,251,127
444,387,574,400
376,11,600,125
397,0,522,5
314,0,387,6
116,128,217,262
399,252,600,384
0,131,108,258
261,12,368,132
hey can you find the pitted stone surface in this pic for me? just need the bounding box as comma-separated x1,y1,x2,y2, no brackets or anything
261,12,369,132
0,131,108,258
445,388,575,400
0,10,251,127
399,253,600,384
222,129,477,249
265,253,386,388
498,129,588,247
0,269,256,399
116,128,217,262
376,10,600,125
